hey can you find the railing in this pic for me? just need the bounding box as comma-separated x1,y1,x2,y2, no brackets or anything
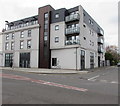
98,29,104,36
98,38,103,44
65,27,80,35
98,46,103,53
65,39,80,45
65,13,80,22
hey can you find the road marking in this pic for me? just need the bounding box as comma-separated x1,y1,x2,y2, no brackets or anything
100,80,107,83
88,75,100,81
110,81,118,84
0,73,88,92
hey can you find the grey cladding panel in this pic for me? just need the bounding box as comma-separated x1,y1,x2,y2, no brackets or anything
51,8,66,23
83,9,104,34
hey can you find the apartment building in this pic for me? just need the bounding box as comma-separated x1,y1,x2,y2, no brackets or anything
0,32,3,66
2,5,105,70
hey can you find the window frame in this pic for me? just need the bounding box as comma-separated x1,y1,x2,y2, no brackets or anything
55,25,59,30
20,40,24,49
27,40,31,49
55,37,59,43
55,13,59,18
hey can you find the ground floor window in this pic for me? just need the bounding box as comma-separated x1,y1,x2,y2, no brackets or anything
81,50,85,70
52,58,57,66
90,52,94,69
19,52,30,68
5,53,13,67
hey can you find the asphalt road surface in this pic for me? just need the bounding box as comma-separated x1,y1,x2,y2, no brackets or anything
1,66,118,104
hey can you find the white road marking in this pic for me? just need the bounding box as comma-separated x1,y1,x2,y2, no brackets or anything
88,75,100,81
110,81,118,84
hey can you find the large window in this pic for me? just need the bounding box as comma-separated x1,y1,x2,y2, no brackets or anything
44,13,48,19
5,42,9,50
27,40,31,49
20,31,24,38
52,58,57,66
20,41,24,49
5,53,13,67
19,53,30,68
81,50,85,70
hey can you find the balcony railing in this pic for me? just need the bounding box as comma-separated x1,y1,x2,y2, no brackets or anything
65,27,80,35
98,38,103,44
98,46,103,53
98,29,104,36
65,39,80,45
65,13,80,22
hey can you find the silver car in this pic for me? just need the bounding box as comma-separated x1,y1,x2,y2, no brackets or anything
117,62,120,67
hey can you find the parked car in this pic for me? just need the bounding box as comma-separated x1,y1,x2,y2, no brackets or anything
117,62,120,67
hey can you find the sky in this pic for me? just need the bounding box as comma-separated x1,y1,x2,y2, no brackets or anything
0,0,118,47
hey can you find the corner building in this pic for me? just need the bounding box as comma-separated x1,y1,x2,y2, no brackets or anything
2,5,105,70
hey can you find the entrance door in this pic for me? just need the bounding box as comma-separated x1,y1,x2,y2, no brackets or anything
81,50,85,70
20,53,30,68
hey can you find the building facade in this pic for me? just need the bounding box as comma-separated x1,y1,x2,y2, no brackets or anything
2,5,105,70
0,32,3,67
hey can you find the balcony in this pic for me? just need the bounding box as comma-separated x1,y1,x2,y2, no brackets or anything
65,13,80,23
98,38,103,44
65,27,80,35
98,29,104,36
98,46,103,53
65,39,80,45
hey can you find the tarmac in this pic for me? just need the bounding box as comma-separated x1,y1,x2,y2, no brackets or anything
0,66,111,74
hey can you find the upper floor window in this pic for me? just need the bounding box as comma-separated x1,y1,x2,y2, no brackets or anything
89,19,91,24
20,41,24,49
55,37,59,43
27,40,31,49
12,33,14,39
6,34,9,40
5,42,9,50
11,42,14,50
28,30,31,37
55,25,59,30
55,13,59,18
44,13,48,19
20,31,24,38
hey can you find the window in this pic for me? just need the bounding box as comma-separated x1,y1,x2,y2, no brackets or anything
83,37,86,40
52,58,57,66
44,36,48,41
6,34,9,40
45,20,48,24
55,25,59,30
28,30,31,37
91,21,94,26
5,42,9,50
44,13,48,19
27,40,31,49
20,31,24,38
11,42,14,50
89,19,91,24
20,41,24,49
89,29,91,35
55,37,59,43
12,33,14,39
44,24,48,30
55,13,59,18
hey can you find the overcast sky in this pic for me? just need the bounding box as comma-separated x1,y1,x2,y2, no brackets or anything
0,0,118,47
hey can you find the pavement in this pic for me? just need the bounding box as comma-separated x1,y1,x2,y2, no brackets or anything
0,66,112,74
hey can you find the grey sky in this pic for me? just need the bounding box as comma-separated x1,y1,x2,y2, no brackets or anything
0,0,118,47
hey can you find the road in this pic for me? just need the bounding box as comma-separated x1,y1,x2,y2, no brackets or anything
1,66,118,104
